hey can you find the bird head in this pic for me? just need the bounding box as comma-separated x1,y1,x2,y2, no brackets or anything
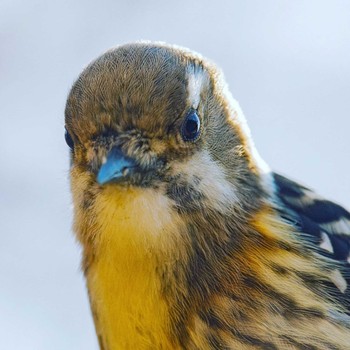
64,43,350,350
65,43,267,246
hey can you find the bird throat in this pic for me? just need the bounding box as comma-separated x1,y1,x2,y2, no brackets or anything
85,186,185,349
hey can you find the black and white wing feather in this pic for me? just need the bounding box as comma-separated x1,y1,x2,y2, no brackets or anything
273,173,350,308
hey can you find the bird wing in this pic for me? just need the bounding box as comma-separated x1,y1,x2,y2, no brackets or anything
273,173,350,307
273,173,350,261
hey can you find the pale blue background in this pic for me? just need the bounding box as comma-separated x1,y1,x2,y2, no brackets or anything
1,1,349,349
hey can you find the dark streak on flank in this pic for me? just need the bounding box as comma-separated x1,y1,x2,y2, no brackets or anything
242,274,325,320
167,217,247,347
199,308,279,349
186,219,241,297
199,308,223,329
281,335,341,350
270,264,289,276
234,333,278,350
280,336,318,350
207,334,228,349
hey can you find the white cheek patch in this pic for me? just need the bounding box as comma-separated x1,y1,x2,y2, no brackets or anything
172,150,238,212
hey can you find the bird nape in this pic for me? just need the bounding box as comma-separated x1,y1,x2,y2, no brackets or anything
65,42,350,350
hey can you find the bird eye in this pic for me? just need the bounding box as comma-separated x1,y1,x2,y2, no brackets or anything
181,110,201,142
65,127,74,150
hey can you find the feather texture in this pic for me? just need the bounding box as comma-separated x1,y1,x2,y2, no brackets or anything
65,42,350,349
274,173,350,310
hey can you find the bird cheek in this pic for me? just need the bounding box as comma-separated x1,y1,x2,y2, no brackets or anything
83,143,110,175
85,147,96,166
149,138,168,155
70,165,96,208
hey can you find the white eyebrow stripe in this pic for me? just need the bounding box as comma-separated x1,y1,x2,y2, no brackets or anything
186,66,207,109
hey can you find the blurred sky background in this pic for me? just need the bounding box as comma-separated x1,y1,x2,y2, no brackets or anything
1,1,349,349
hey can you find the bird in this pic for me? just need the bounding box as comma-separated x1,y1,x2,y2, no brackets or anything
65,42,350,350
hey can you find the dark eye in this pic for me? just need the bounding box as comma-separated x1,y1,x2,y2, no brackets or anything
65,127,74,150
181,111,201,142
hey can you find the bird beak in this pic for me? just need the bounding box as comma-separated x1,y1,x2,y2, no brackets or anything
97,146,137,185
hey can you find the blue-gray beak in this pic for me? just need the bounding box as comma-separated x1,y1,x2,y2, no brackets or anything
97,147,137,185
